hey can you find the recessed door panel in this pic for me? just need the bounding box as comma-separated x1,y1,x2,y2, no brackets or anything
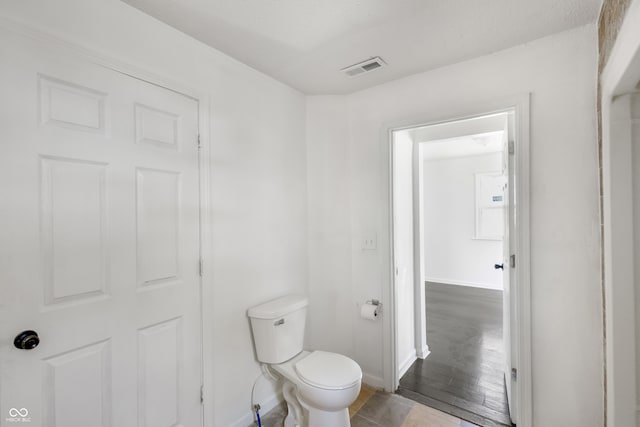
138,318,182,427
41,156,108,305
43,340,111,427
136,168,181,288
39,75,107,133
135,103,180,148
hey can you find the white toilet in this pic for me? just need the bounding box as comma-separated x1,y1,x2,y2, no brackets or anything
248,295,362,427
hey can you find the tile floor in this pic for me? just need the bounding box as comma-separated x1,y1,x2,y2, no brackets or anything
257,384,479,427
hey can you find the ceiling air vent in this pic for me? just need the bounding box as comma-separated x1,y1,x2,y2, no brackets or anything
341,57,387,77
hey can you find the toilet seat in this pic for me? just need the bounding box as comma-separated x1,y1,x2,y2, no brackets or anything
295,351,361,390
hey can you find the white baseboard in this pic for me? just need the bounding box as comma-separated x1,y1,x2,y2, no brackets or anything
398,350,417,379
416,344,430,359
424,276,502,291
362,372,385,389
229,391,283,427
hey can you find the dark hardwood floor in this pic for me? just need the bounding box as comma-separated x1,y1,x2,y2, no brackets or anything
397,282,514,427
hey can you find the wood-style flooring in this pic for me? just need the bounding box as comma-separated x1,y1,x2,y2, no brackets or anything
397,282,513,427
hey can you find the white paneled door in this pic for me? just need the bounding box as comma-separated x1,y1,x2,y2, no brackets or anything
0,30,203,427
502,112,517,424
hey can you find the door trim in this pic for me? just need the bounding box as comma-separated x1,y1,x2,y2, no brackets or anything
412,139,429,359
600,2,640,425
0,15,212,426
383,94,532,427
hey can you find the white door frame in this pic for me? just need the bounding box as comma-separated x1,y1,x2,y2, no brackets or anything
383,94,532,427
412,141,429,360
600,2,640,425
0,16,213,426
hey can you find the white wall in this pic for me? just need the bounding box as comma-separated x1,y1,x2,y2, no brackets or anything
306,24,602,425
305,97,356,358
422,153,503,290
0,2,307,426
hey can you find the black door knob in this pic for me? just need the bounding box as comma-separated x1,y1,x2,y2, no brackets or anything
14,330,40,350
494,264,504,270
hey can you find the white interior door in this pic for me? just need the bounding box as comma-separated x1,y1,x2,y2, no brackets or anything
392,133,415,382
502,112,517,424
0,29,202,427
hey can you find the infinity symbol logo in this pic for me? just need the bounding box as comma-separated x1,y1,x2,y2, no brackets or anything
9,408,28,417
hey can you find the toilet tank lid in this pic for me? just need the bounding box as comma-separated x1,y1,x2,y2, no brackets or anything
247,295,309,319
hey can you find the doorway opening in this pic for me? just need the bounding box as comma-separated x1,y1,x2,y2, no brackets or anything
389,108,528,426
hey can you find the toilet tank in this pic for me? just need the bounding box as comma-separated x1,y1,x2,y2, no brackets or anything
247,295,308,364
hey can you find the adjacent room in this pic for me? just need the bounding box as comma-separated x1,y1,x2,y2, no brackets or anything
393,114,514,426
1,0,638,426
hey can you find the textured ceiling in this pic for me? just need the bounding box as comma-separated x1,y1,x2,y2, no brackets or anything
122,0,602,94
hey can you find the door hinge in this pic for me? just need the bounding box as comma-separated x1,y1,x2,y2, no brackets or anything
508,140,515,155
510,254,516,269
200,385,204,404
197,134,201,149
511,368,518,381
199,259,204,277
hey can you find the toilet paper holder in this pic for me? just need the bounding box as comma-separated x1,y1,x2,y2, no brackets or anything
361,299,382,320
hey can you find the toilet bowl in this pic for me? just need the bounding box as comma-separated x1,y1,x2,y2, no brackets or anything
248,295,362,427
271,350,361,426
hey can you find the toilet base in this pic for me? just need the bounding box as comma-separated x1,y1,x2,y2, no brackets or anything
282,405,350,427
298,395,351,427
283,411,298,427
281,384,352,427
282,382,305,427
306,407,350,427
